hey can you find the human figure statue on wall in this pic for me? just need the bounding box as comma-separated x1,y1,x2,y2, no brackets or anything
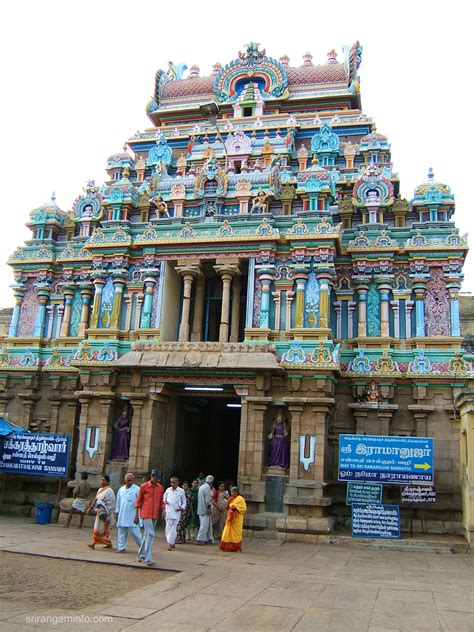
111,406,133,461
267,409,290,469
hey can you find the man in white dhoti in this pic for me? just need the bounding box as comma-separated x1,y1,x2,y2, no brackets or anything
66,472,91,528
196,474,214,545
163,476,186,550
115,472,142,553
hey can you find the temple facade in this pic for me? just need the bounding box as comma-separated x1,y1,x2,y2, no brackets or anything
2,43,474,542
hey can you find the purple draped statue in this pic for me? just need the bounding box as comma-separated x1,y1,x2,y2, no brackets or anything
111,409,131,461
267,411,290,469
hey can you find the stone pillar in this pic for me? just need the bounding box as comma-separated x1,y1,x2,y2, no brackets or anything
179,273,194,342
285,290,294,330
257,270,274,329
124,294,133,331
230,275,242,342
140,276,157,329
272,291,281,331
33,287,51,337
311,405,331,482
89,276,106,328
220,272,232,343
413,283,426,337
447,283,461,336
294,274,307,328
49,399,62,434
214,262,240,343
390,299,400,338
333,300,342,338
237,397,249,480
75,396,91,470
248,402,268,479
110,278,126,329
405,300,414,338
356,285,369,337
191,276,205,342
134,295,144,330
288,403,304,480
19,395,39,430
60,287,75,337
46,305,55,339
78,286,93,336
55,304,64,338
127,396,148,472
456,390,474,545
8,285,24,337
378,284,392,337
317,275,332,329
176,263,201,342
347,300,356,338
100,397,116,463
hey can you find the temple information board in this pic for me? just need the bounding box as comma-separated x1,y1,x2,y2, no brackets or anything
339,434,434,484
401,485,436,504
351,503,401,539
346,482,383,505
0,433,70,477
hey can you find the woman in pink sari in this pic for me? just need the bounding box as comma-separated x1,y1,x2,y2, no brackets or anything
86,475,116,549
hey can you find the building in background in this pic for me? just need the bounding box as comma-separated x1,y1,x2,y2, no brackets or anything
2,43,473,543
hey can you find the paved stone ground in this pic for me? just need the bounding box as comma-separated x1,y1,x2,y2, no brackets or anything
0,515,473,631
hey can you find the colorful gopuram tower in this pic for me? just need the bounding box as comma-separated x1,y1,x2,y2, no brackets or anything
2,42,473,542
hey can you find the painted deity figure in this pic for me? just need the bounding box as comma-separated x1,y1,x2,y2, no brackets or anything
366,382,381,403
251,190,269,213
111,407,132,461
205,200,217,217
176,152,187,176
151,195,170,218
267,410,290,469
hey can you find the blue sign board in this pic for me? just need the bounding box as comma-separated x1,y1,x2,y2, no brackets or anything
346,482,383,505
352,503,401,539
0,433,70,477
339,434,434,485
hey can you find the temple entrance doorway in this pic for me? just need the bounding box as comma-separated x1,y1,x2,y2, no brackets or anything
172,395,241,486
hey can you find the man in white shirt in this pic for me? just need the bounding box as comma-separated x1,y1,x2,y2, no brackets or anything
163,476,186,550
196,474,214,545
114,472,142,553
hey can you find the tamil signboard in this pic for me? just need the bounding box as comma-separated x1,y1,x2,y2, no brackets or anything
338,434,434,485
401,485,437,504
351,503,401,539
346,482,383,505
0,433,70,477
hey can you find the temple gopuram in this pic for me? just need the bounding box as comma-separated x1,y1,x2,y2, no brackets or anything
2,42,474,544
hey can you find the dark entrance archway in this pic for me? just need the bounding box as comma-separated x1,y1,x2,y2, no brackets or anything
173,396,241,485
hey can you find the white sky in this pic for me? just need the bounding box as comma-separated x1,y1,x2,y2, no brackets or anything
0,0,472,306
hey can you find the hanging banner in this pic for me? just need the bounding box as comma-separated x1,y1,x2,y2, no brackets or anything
0,433,70,477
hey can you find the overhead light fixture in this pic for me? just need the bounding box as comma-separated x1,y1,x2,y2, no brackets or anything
199,102,219,126
185,386,224,392
227,403,242,408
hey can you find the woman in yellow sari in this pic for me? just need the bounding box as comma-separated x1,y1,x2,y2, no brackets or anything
219,486,247,552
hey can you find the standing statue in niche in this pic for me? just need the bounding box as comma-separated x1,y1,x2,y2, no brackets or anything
111,407,132,461
267,409,290,469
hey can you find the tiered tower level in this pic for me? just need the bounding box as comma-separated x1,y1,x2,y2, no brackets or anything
2,43,473,540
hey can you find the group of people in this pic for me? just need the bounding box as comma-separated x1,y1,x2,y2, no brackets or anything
68,469,247,567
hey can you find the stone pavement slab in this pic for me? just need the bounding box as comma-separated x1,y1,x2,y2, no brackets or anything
215,604,305,632
293,607,371,632
1,515,474,632
369,600,442,631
